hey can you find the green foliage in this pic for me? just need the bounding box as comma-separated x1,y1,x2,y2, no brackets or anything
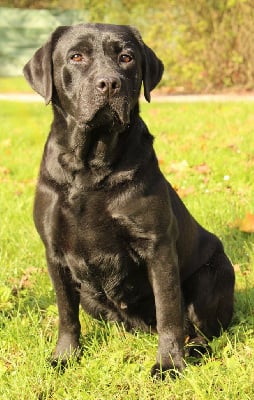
2,1,254,91
0,99,254,398
141,0,254,92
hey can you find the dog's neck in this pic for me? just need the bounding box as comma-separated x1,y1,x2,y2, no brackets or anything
53,103,139,158
46,102,152,188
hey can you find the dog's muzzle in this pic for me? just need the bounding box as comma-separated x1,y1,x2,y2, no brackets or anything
95,75,121,98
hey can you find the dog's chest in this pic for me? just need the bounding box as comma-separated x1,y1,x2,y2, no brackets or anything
55,189,157,312
58,188,154,283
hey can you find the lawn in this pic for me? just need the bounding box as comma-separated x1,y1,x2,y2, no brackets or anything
0,77,33,94
0,99,253,399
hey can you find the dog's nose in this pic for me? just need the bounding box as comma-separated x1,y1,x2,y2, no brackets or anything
95,76,121,97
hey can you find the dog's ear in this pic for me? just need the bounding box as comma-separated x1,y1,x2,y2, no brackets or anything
23,37,53,105
130,27,164,102
23,26,67,105
142,44,164,102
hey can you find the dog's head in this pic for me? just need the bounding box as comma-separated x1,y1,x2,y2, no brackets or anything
23,23,163,127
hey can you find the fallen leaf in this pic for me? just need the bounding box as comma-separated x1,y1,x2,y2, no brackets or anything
227,144,240,154
174,186,195,198
194,163,211,174
15,190,23,197
242,270,251,275
233,264,240,272
0,166,10,175
232,213,254,233
239,213,254,233
12,267,38,294
148,108,160,117
244,345,252,357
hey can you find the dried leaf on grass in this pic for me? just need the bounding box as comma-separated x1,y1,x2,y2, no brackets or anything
174,185,195,198
194,163,211,174
0,166,11,183
165,160,211,180
233,264,251,276
11,266,38,295
231,213,254,233
0,166,10,175
233,264,241,272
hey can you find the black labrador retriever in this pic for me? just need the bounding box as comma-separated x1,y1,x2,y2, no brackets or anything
24,23,235,378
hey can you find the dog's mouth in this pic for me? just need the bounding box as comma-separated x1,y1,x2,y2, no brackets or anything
90,105,123,127
79,98,131,129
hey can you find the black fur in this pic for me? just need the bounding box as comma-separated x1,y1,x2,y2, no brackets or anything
23,23,235,378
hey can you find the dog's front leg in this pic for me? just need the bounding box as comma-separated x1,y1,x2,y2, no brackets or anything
47,257,81,367
148,240,184,379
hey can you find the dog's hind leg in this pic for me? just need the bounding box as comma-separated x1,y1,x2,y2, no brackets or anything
182,250,235,356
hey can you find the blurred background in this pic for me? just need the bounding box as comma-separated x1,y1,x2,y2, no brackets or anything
1,0,254,93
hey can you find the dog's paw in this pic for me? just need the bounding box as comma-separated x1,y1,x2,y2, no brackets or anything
150,362,183,380
50,343,82,372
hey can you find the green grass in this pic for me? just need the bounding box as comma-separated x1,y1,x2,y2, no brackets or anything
0,77,33,93
0,100,254,399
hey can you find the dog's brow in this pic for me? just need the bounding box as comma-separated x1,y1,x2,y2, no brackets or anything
102,37,135,55
104,38,122,51
76,34,94,47
69,42,93,54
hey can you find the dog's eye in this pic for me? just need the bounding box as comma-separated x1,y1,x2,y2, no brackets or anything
119,54,133,63
70,54,84,63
